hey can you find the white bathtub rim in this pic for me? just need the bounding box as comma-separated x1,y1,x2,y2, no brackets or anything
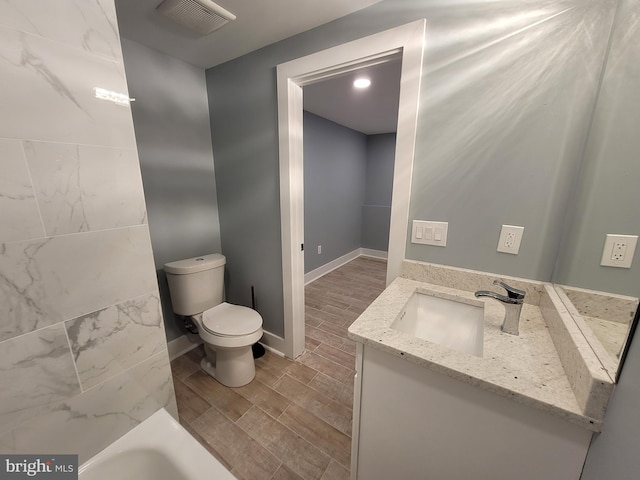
79,408,234,479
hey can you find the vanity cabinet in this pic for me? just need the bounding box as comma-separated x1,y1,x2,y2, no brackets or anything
350,344,593,480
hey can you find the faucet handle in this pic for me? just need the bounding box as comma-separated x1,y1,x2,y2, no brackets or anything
493,280,526,300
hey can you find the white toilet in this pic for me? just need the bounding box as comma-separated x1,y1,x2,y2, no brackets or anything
164,253,263,387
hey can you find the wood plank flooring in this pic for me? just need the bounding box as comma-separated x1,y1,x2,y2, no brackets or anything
171,256,387,480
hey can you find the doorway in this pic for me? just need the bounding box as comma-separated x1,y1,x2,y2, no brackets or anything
276,20,426,359
302,58,401,285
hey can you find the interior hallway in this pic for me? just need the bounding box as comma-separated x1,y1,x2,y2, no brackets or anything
171,256,387,480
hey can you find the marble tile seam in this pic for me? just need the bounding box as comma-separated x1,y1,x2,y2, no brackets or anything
0,221,151,246
0,288,162,347
0,134,139,151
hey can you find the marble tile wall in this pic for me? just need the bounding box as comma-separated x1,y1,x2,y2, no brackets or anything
0,0,176,463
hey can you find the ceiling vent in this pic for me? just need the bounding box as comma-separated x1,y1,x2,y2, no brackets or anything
156,0,236,35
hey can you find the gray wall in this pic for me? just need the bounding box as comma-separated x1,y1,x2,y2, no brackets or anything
0,0,175,462
575,0,640,477
120,38,222,341
552,0,640,298
206,0,616,336
362,133,395,251
404,2,615,280
303,112,367,273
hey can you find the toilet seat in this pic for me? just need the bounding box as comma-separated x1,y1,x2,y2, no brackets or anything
191,302,263,349
201,302,262,336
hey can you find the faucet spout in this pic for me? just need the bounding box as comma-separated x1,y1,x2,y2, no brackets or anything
474,291,520,304
475,280,525,335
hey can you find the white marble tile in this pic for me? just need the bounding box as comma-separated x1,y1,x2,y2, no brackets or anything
0,324,80,435
0,225,158,342
9,351,176,464
0,137,45,242
0,0,122,61
0,431,16,453
24,141,147,235
66,293,166,389
0,24,136,148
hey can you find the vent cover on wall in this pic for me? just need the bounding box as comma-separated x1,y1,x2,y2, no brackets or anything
156,0,236,35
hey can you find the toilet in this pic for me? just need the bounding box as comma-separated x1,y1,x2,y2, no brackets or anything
164,253,263,387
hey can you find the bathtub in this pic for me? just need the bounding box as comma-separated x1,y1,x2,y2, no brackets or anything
79,409,235,480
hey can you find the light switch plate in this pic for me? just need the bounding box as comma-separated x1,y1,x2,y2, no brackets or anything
601,234,638,268
412,220,448,247
497,225,524,255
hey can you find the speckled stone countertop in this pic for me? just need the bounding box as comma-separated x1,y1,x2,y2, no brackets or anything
348,275,604,432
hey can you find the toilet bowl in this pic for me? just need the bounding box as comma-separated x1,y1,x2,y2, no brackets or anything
192,302,263,387
164,254,264,387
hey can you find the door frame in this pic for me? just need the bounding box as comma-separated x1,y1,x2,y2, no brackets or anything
276,20,426,359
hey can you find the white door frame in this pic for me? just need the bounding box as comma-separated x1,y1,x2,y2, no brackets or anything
276,20,426,359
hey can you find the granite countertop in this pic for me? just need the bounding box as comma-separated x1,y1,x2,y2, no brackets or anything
348,276,603,432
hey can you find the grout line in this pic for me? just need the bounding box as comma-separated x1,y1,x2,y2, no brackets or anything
62,322,85,393
266,462,284,480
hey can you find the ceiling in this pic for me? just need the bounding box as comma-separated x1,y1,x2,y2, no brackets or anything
114,0,382,69
303,59,401,135
115,0,398,135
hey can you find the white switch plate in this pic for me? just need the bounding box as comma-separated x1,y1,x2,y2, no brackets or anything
601,234,638,268
412,220,448,247
497,225,524,255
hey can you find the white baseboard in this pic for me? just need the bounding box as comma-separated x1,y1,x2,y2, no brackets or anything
168,330,285,360
360,248,388,260
304,248,388,285
260,330,286,357
167,246,387,363
167,333,202,361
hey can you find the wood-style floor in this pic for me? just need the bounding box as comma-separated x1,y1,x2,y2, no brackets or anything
171,256,387,480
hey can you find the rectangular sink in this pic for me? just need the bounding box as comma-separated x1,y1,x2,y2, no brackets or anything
391,292,485,357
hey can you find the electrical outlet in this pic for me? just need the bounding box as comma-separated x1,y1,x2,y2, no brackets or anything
497,225,524,255
317,245,322,255
601,234,638,268
504,232,517,249
611,241,627,261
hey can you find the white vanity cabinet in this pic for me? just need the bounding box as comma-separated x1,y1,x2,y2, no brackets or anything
350,344,593,480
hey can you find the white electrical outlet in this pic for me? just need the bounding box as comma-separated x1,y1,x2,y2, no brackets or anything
411,220,448,247
317,245,322,255
601,234,638,268
497,225,524,255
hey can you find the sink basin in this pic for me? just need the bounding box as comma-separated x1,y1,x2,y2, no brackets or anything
391,292,484,356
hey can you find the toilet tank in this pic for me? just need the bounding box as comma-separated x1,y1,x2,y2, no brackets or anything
164,254,226,316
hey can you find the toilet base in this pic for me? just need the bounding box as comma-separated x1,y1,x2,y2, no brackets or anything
201,344,256,387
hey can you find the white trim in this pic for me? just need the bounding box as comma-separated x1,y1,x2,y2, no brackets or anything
304,249,361,285
261,340,286,357
277,20,426,359
167,334,202,361
360,248,388,260
167,331,285,360
259,329,287,357
304,248,388,285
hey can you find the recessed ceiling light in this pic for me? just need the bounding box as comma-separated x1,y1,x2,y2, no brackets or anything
353,78,371,89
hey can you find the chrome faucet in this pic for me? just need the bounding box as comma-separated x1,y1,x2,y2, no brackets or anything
475,280,526,335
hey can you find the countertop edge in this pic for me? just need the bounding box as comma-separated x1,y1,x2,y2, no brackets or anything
348,330,602,432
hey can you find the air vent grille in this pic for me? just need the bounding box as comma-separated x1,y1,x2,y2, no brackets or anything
157,0,236,35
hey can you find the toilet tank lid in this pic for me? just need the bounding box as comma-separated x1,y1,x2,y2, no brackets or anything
164,253,226,274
